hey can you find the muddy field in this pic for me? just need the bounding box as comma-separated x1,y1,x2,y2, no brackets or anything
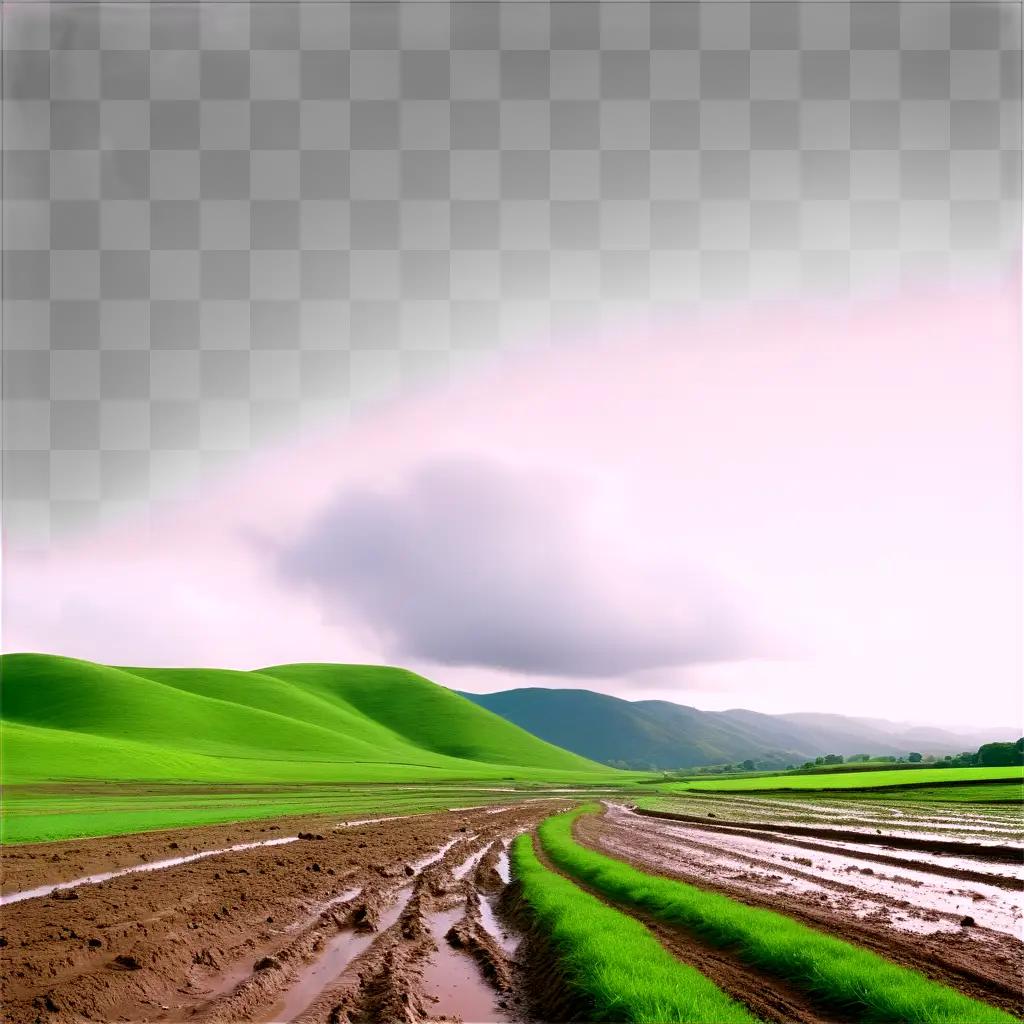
584,803,1024,1017
0,802,572,1024
2,797,1021,1023
645,790,1024,844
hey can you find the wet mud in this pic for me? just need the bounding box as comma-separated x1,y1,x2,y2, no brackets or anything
0,803,568,1024
4,795,1020,1022
579,805,1024,1018
635,807,1024,864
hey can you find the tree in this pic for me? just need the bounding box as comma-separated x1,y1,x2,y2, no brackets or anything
976,740,1024,767
740,759,756,771
907,752,923,763
823,753,844,765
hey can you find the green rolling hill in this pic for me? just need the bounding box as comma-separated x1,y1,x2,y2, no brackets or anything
0,653,609,784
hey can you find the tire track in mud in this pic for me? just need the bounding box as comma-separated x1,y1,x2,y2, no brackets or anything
632,809,1023,891
0,803,566,1024
265,835,525,1023
635,807,1024,867
664,794,1022,842
579,807,1024,1018
612,805,1024,933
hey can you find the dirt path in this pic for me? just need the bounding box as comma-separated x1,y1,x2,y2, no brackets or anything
0,803,567,1024
578,805,1024,1018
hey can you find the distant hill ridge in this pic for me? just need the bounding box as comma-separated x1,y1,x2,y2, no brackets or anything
0,654,605,784
458,687,1012,770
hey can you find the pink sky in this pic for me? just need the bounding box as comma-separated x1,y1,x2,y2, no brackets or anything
4,278,1021,728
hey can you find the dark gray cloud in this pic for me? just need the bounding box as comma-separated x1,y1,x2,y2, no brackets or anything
279,458,754,677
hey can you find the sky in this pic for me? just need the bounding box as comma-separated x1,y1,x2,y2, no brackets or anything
4,276,1021,729
2,1,1020,731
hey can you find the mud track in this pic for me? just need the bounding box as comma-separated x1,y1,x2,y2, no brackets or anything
5,799,1020,1022
579,805,1024,1018
636,807,1024,864
0,803,569,1024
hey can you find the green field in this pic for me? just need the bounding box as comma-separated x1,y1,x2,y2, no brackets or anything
2,781,630,845
0,654,648,843
665,765,1024,793
536,805,1016,1024
511,832,757,1024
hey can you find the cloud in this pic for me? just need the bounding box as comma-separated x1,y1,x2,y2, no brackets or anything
278,458,757,677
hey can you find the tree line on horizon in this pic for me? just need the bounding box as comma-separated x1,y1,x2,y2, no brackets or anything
664,737,1024,777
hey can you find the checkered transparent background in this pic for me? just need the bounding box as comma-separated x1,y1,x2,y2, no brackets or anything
3,1,1021,548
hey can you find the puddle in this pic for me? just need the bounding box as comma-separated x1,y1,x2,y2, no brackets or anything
453,843,490,880
278,888,365,935
412,837,464,873
495,850,511,885
334,815,410,828
311,887,364,918
0,836,300,906
261,883,415,1022
478,894,519,957
422,906,516,1023
256,836,473,1021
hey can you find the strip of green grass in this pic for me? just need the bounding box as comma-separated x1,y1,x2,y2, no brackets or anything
1,781,645,844
665,766,1023,793
539,806,1016,1024
0,786,480,844
510,833,759,1024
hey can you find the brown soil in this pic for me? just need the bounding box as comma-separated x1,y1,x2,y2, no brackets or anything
633,809,1022,890
473,842,508,896
0,803,570,1024
445,890,514,994
497,882,599,1023
4,799,1020,1023
577,807,1024,1018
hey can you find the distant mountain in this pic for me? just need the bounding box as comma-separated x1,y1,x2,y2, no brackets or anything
458,688,1011,771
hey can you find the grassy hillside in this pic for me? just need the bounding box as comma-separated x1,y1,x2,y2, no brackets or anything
462,688,994,769
0,654,611,786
